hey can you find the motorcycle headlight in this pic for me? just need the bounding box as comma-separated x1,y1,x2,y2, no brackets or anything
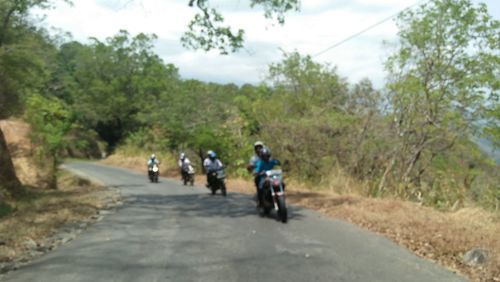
272,179,281,187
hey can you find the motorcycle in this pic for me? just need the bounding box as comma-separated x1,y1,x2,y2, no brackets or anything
207,167,227,196
259,169,287,223
148,164,159,183
182,163,195,186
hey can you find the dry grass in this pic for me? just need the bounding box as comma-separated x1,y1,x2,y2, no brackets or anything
104,152,500,281
229,179,500,281
293,195,499,281
0,172,118,262
102,147,178,177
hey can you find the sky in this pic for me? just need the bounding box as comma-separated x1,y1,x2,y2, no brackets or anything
32,0,500,88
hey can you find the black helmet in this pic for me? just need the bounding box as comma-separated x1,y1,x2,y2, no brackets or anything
260,147,271,161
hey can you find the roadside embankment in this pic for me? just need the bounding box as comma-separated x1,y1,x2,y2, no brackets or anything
0,119,122,275
0,172,122,275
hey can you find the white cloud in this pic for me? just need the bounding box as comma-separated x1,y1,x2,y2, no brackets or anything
32,0,499,88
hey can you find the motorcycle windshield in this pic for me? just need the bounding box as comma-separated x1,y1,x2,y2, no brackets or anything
265,169,282,177
216,170,225,179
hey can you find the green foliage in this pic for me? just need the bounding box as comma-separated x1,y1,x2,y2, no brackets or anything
181,5,244,54
25,94,72,159
485,104,500,148
0,201,13,218
50,31,179,150
250,0,300,24
183,0,300,54
1,0,498,213
23,94,73,188
382,0,499,200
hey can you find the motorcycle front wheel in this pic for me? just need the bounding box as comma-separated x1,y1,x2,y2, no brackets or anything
277,196,288,223
221,182,227,197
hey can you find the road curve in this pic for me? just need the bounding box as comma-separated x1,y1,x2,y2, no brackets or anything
1,161,465,282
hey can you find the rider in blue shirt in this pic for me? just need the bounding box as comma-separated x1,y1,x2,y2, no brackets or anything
254,147,280,207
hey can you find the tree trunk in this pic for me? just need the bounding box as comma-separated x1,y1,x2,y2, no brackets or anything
48,155,58,189
197,148,205,173
0,126,22,197
402,149,422,184
377,156,395,195
350,112,373,175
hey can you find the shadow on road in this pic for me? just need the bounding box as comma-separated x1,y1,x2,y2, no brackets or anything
123,192,305,222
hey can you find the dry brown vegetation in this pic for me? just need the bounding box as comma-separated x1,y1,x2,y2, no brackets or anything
105,153,500,282
0,172,119,263
102,148,178,177
0,119,120,267
0,119,48,188
287,192,500,282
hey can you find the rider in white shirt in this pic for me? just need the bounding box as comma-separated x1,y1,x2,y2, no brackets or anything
203,150,223,187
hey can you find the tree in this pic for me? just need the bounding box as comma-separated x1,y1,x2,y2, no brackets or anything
53,31,178,151
182,0,300,54
485,104,500,148
25,94,72,188
0,0,68,197
382,0,499,193
257,52,355,180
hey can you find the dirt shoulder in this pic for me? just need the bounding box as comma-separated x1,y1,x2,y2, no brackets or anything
103,153,499,282
0,119,122,275
0,171,122,274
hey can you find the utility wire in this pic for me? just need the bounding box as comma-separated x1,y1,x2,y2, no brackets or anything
312,0,428,58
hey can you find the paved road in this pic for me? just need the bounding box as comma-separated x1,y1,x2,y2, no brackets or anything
1,161,465,282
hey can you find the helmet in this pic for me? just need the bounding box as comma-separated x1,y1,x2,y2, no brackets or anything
180,153,185,160
260,147,271,161
207,150,216,159
150,154,156,159
254,141,264,151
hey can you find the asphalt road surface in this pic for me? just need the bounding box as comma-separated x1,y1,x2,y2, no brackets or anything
1,161,466,282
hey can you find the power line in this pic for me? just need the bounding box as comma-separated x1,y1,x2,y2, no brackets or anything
312,0,427,58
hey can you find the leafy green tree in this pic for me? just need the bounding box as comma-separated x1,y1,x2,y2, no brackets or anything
182,0,300,54
25,94,72,188
382,0,499,194
0,0,68,197
485,104,500,148
52,31,179,151
256,52,354,180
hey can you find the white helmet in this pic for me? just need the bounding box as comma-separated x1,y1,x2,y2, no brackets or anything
180,152,185,160
207,150,216,159
254,141,264,148
150,154,156,159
